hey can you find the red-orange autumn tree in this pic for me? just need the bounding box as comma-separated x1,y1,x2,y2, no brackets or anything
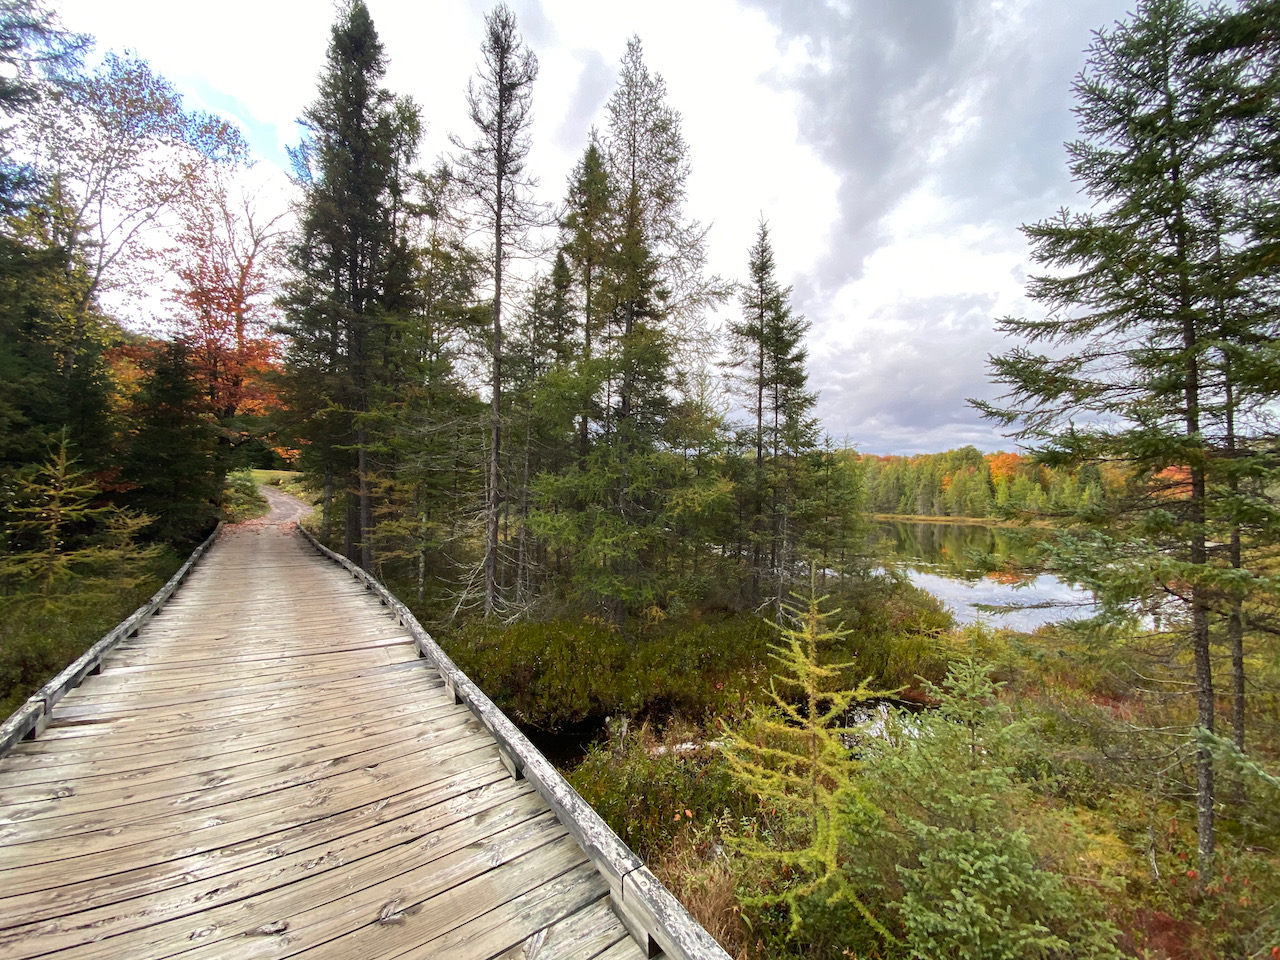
167,165,286,461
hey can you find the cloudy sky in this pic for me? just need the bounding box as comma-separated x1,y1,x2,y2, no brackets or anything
56,0,1136,454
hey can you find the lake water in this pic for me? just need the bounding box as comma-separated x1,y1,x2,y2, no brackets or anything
872,520,1098,631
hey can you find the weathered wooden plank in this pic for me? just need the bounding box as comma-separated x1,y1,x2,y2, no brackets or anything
14,678,447,751
0,694,460,785
0,731,500,848
0,782,549,957
492,896,630,960
196,835,596,960
46,662,434,720
106,624,411,657
594,937,657,960
0,743,504,875
0,711,485,823
0,700,472,795
95,642,419,683
56,649,420,699
55,817,576,960
387,862,612,960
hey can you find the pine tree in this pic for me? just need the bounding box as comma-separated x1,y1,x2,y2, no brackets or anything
727,220,818,614
560,136,615,458
603,37,721,328
1183,0,1280,758
879,661,1122,960
121,342,222,545
280,0,419,569
528,38,716,621
2,435,157,596
974,0,1280,877
452,3,541,619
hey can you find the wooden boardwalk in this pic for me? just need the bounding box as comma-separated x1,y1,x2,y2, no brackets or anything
0,502,663,960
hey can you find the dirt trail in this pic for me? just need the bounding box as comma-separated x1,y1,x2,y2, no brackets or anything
252,485,310,527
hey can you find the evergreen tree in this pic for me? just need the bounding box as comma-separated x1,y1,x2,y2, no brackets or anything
121,342,221,545
975,0,1280,877
727,220,818,613
280,0,420,569
380,162,486,601
560,136,614,457
452,2,541,618
876,663,1122,960
528,37,721,621
603,37,721,330
1185,0,1280,757
1,435,157,596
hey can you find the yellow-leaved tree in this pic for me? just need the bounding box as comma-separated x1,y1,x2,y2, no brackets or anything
722,565,894,946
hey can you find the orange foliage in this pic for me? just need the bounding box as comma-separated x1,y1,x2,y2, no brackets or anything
985,450,1024,484
1153,464,1192,499
167,170,286,424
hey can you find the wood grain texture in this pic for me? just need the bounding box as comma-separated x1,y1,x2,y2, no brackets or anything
0,510,645,959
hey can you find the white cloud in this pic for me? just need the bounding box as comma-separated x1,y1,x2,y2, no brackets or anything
52,0,1136,454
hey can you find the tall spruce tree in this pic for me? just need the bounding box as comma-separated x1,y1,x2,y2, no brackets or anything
560,135,614,458
121,342,221,545
976,0,1280,877
281,0,419,569
527,36,735,620
727,220,817,613
603,37,720,329
452,3,540,618
1184,0,1280,757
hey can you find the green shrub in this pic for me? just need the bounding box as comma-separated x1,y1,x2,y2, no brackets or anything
568,727,746,862
0,550,182,716
443,615,775,731
867,661,1123,960
222,470,269,523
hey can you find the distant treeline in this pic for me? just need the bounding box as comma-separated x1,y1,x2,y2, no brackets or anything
860,446,1113,519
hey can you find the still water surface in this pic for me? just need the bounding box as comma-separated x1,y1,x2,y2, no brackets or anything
873,520,1098,631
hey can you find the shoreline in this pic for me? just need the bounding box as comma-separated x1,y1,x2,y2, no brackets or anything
871,512,1051,529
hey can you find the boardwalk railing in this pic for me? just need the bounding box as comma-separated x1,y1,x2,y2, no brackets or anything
298,525,730,960
0,523,222,757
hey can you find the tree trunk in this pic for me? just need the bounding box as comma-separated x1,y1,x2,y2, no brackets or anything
357,425,373,571
322,463,333,544
485,188,503,619
1176,161,1213,880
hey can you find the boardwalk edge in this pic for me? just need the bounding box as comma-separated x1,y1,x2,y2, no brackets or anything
298,524,731,960
0,523,223,758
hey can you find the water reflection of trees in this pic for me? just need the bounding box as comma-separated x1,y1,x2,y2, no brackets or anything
872,521,1044,582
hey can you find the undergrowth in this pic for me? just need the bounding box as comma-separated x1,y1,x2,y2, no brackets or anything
0,549,183,717
223,470,269,523
437,572,954,733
